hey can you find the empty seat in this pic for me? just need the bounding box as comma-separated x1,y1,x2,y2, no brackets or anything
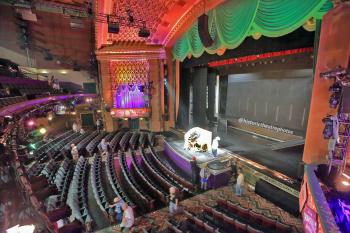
261,216,276,230
235,220,247,233
276,221,292,233
247,225,263,233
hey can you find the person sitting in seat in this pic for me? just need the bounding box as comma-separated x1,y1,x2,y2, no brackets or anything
109,197,124,224
120,203,134,233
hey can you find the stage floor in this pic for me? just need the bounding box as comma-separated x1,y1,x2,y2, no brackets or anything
166,140,228,164
165,127,303,180
218,128,303,180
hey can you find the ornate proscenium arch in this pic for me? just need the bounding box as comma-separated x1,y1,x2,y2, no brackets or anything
94,0,225,49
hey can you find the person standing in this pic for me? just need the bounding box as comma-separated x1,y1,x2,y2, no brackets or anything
199,166,210,191
235,168,244,196
71,144,79,162
228,158,238,181
120,203,134,233
168,187,178,215
100,138,110,153
211,136,220,157
109,197,124,224
96,118,103,132
72,122,78,133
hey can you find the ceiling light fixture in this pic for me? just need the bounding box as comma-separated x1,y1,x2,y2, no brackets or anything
107,15,119,34
138,22,150,38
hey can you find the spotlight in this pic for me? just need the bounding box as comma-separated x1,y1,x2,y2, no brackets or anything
47,115,53,121
27,120,34,127
341,181,350,186
138,27,150,38
39,128,47,134
29,151,34,155
320,66,347,79
85,97,92,103
111,110,116,115
107,15,119,34
342,173,350,179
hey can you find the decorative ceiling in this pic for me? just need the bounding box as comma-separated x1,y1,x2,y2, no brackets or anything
107,0,178,43
40,0,86,7
0,4,92,69
95,0,225,49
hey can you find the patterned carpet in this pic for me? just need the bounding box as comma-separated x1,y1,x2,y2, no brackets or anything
97,185,303,233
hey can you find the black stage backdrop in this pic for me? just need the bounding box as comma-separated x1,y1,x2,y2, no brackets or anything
176,68,191,129
207,71,216,122
192,67,208,127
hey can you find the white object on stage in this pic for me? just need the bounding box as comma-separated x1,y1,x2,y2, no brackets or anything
184,127,212,152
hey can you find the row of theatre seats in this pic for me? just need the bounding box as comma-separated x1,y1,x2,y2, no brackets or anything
0,95,27,108
66,157,92,226
0,75,53,96
165,198,292,233
12,126,84,232
0,75,60,110
90,154,112,219
130,149,168,204
14,125,194,231
119,150,155,211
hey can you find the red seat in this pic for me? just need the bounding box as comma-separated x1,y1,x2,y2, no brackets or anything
212,209,223,221
276,221,292,233
235,220,247,233
236,205,249,219
261,216,276,230
222,214,231,224
204,222,215,233
247,225,263,233
194,217,205,228
249,210,263,224
227,202,239,213
203,204,212,214
217,198,227,208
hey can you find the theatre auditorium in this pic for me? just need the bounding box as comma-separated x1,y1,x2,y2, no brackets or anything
0,0,349,232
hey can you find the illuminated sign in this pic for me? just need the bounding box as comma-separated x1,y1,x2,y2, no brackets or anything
110,108,150,119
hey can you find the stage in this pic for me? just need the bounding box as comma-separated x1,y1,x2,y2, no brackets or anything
162,126,302,192
163,140,232,189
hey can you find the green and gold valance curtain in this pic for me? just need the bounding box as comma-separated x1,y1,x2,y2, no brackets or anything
173,0,333,61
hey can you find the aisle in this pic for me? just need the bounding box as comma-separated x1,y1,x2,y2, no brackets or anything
87,169,110,231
